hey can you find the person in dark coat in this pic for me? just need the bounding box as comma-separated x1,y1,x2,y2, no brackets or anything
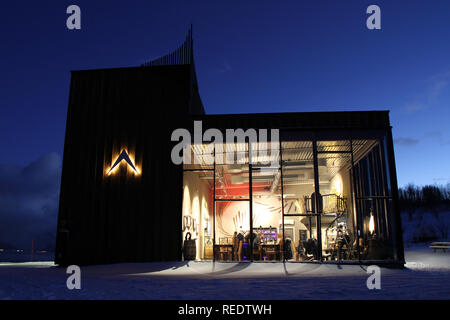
284,238,293,260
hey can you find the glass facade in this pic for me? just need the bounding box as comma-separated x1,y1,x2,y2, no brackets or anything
182,130,398,262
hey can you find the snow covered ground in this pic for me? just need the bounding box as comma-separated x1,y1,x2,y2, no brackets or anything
0,244,448,299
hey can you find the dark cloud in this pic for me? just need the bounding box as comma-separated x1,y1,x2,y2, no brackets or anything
0,153,61,250
394,137,419,147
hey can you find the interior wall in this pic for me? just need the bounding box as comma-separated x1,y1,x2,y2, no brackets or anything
339,168,355,237
284,184,314,214
284,184,314,243
215,194,281,240
182,172,212,259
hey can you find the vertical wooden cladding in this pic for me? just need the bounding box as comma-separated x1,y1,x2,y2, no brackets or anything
56,65,194,266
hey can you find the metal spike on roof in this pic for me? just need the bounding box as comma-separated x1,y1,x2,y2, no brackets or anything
142,25,193,67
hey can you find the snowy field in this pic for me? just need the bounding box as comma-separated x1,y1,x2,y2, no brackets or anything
0,245,448,300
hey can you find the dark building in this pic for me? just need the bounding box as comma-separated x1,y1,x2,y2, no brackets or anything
55,29,404,266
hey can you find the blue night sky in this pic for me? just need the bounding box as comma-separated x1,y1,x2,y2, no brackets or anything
1,0,450,190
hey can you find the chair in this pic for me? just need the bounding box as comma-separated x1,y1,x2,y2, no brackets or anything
303,239,319,261
265,248,276,261
232,234,239,261
237,241,242,261
349,238,367,260
219,245,232,261
293,242,299,261
253,244,262,260
296,241,305,261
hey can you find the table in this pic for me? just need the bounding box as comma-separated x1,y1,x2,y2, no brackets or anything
261,244,280,261
214,244,233,261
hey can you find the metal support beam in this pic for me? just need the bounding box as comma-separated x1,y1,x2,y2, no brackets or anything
213,146,216,262
280,139,285,262
249,143,253,262
312,139,323,261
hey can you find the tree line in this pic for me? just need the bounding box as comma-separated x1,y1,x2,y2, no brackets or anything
398,183,450,211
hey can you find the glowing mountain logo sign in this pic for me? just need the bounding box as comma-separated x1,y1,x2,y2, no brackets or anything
107,149,140,175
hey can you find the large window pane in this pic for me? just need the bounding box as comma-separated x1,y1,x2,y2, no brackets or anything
214,142,250,261
317,140,355,261
281,140,319,261
214,142,249,200
353,140,396,260
251,140,282,261
214,200,250,261
182,169,213,261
